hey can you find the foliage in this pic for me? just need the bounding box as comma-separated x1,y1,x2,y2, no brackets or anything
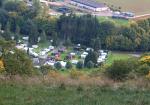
1,0,150,51
140,56,150,66
107,60,132,80
39,30,47,43
54,62,62,70
65,61,73,69
76,61,84,69
40,65,53,75
84,51,98,67
136,64,150,75
86,61,94,69
3,49,33,75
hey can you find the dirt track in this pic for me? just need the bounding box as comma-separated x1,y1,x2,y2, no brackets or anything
131,14,150,21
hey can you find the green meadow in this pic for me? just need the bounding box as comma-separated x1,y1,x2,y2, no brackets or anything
0,82,150,105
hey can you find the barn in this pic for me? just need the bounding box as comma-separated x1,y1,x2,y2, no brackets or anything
70,0,109,12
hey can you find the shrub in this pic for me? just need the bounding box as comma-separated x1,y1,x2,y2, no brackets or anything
136,64,150,75
40,65,53,75
3,49,33,75
140,55,150,66
65,62,73,69
54,62,62,70
76,61,84,69
86,61,94,69
107,60,131,81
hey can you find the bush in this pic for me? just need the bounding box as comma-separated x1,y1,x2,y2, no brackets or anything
136,64,150,75
65,62,73,69
3,49,33,75
107,60,131,81
54,62,62,70
40,65,53,75
76,61,84,69
140,55,150,66
86,61,94,69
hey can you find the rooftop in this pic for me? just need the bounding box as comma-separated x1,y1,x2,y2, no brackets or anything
71,0,106,8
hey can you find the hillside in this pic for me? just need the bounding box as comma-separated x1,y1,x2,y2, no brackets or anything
0,77,150,105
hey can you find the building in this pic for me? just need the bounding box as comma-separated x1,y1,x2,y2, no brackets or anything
70,0,109,12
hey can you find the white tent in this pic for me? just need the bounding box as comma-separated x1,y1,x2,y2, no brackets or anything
70,52,76,56
71,60,78,64
81,54,87,59
32,45,38,48
59,61,67,67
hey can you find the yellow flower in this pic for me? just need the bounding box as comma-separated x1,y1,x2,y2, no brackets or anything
0,60,4,72
140,56,150,65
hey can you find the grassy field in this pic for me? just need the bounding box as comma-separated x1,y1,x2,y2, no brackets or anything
97,16,130,26
96,0,150,15
0,82,150,105
105,52,133,65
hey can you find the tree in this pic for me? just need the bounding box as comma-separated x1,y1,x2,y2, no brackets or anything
32,0,42,17
14,25,20,42
76,61,84,69
3,22,12,40
86,61,94,69
54,62,62,70
0,0,3,8
0,9,8,29
0,39,15,58
65,62,73,69
39,30,47,43
64,38,72,48
93,38,101,51
84,51,98,67
3,49,33,75
4,1,18,12
28,20,39,45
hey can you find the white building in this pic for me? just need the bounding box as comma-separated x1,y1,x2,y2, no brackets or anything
70,0,109,12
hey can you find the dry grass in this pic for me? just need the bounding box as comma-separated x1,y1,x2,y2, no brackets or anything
1,72,150,90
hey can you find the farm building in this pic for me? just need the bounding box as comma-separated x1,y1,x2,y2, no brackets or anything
70,0,109,12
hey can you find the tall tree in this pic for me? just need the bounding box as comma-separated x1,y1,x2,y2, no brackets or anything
84,51,98,67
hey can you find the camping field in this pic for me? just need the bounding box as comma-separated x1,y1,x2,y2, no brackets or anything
96,0,150,15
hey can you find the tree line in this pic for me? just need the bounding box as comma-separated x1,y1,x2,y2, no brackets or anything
0,0,150,51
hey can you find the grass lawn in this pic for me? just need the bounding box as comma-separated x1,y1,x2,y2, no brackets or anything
0,82,150,105
96,0,150,15
105,52,133,65
97,16,130,26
